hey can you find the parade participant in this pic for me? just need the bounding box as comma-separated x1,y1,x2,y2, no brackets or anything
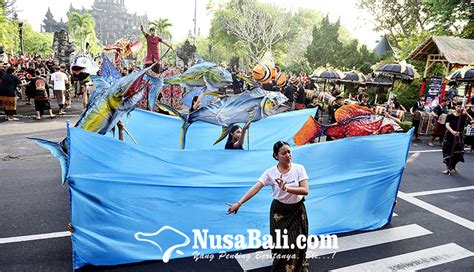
0,66,23,121
358,93,371,108
410,94,426,141
30,70,55,120
227,141,309,271
60,64,72,109
284,78,296,109
390,95,407,111
140,24,173,71
442,102,473,174
465,104,474,153
294,80,306,110
446,82,458,102
50,65,69,115
225,124,249,150
428,98,448,147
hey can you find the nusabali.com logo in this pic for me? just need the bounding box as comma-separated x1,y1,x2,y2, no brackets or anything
135,226,338,263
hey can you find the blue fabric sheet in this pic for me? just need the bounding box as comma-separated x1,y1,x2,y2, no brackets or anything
117,108,318,150
62,117,412,268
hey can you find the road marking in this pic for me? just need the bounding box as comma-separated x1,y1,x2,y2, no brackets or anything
331,243,474,271
408,186,474,197
398,191,474,230
237,224,432,271
408,148,470,154
0,231,70,244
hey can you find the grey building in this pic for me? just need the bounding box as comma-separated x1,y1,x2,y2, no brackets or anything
42,0,148,45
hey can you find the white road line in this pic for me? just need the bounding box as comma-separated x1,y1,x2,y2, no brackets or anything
408,186,474,197
331,243,474,271
398,191,474,230
408,148,470,154
237,224,432,271
0,231,70,244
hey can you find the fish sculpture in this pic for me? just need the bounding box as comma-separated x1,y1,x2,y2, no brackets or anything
30,65,161,160
294,104,398,145
158,87,290,149
75,66,161,137
100,55,123,85
70,52,100,81
104,38,142,63
147,59,233,110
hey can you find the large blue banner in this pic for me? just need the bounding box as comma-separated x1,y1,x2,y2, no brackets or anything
63,119,412,268
117,108,318,150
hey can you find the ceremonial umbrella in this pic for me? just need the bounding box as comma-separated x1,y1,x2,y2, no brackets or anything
366,74,393,104
374,61,416,82
340,70,367,84
448,65,474,104
310,67,343,93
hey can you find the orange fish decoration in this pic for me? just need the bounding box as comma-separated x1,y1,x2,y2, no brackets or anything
294,104,396,145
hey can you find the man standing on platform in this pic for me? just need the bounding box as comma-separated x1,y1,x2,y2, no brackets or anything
140,24,173,71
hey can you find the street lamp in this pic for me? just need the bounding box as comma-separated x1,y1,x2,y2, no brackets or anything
18,21,24,56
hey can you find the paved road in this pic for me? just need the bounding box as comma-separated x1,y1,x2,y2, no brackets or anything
1,103,473,271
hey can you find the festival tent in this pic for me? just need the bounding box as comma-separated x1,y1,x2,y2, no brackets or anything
37,108,412,268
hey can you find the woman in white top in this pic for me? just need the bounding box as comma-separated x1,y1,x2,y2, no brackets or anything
227,141,309,271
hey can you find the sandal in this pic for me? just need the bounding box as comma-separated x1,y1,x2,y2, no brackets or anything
442,170,450,175
428,143,435,147
35,117,41,120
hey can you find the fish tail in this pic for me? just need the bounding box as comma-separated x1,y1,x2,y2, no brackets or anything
28,137,69,185
156,102,187,122
213,126,231,146
293,115,324,146
145,76,164,111
180,122,191,149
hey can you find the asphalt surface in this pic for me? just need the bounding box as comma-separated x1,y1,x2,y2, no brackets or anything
1,99,473,271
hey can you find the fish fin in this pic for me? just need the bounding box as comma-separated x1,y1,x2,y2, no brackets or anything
157,102,187,121
182,86,193,97
293,115,323,146
121,125,138,144
237,74,261,89
180,122,191,149
244,108,257,129
213,126,231,145
144,74,163,111
28,138,69,185
205,91,227,99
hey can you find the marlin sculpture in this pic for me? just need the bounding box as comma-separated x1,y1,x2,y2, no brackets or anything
147,59,233,110
159,87,290,149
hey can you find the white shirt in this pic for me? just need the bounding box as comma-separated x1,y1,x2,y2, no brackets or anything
258,163,308,204
51,71,68,90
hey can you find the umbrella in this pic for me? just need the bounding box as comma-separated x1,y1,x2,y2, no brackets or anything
448,65,474,105
366,74,393,104
448,65,474,82
310,67,343,93
374,61,416,82
339,71,367,84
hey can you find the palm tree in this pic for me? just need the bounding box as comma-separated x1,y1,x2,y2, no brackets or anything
68,12,96,52
149,18,172,40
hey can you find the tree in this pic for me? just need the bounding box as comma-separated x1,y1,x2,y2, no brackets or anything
68,12,101,54
210,0,292,62
305,15,343,69
357,0,472,51
149,18,172,40
305,15,377,74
